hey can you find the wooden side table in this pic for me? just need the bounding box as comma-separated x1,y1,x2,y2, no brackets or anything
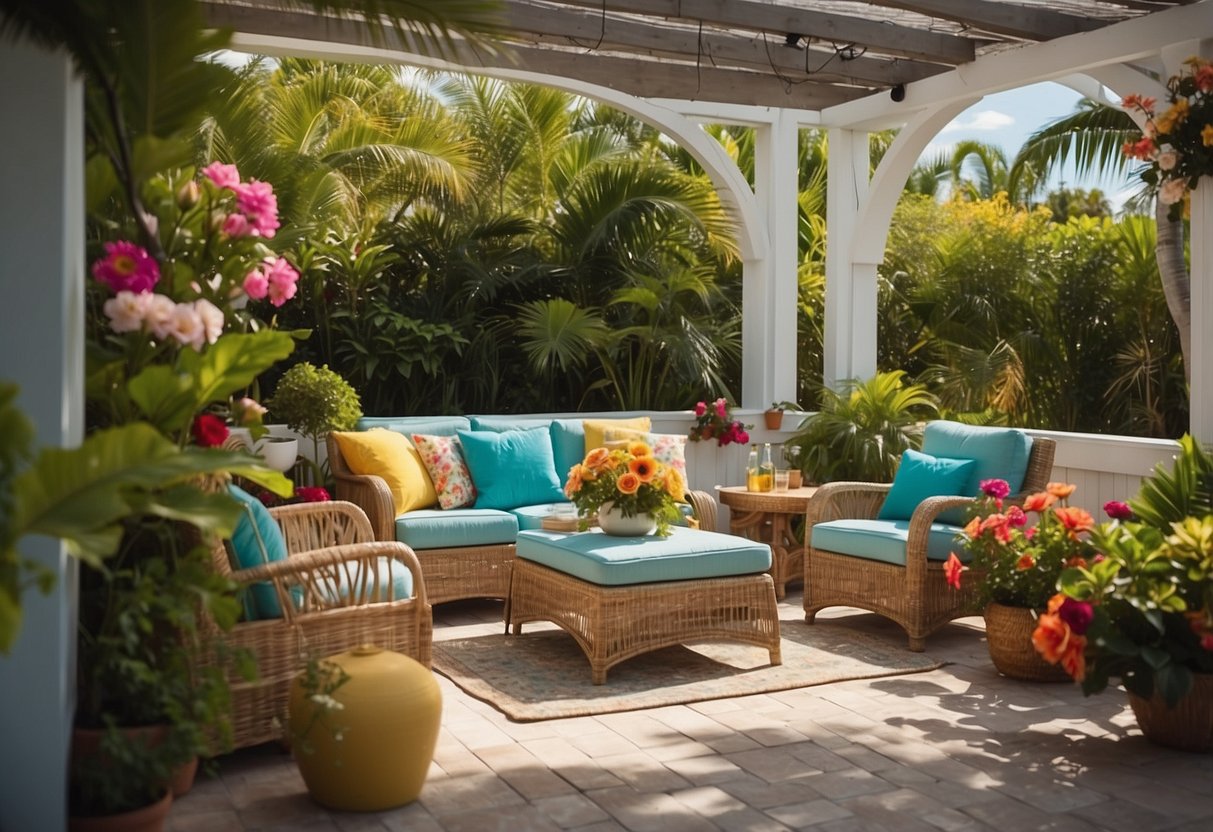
716,485,818,599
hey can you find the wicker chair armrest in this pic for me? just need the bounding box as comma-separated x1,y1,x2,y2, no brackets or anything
908,495,975,530
232,541,427,617
330,471,396,541
269,500,375,549
686,489,718,532
806,481,892,526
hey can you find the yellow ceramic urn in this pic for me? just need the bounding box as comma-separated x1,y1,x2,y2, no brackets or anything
289,645,442,811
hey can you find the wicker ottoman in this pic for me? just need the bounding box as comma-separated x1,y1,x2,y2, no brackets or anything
508,527,782,684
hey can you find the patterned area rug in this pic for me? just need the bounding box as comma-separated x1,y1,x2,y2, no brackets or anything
432,619,944,721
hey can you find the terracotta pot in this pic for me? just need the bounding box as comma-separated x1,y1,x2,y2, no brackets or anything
68,789,172,832
289,645,442,810
983,603,1070,682
763,409,783,430
1128,673,1213,752
597,502,657,536
170,755,198,797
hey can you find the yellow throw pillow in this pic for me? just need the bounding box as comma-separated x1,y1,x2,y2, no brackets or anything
582,416,651,453
332,429,437,515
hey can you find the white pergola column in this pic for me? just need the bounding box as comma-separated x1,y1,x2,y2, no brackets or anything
744,108,800,409
0,38,84,832
823,127,872,389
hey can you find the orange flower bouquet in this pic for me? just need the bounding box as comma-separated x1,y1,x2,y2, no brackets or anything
565,441,686,537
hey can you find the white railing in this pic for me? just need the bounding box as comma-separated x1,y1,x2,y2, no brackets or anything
290,410,1181,526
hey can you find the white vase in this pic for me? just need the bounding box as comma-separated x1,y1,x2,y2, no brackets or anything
597,502,657,536
258,436,299,472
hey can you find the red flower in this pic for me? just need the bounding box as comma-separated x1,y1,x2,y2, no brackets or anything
294,486,331,503
1015,553,1036,571
944,552,964,590
192,413,229,447
1056,596,1094,635
1103,500,1132,521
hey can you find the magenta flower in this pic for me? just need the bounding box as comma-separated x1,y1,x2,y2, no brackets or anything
235,180,280,238
202,162,241,190
263,257,299,307
92,241,159,294
1056,597,1094,635
1006,505,1027,528
980,478,1011,499
736,429,749,445
222,213,252,238
1103,500,1132,521
714,398,727,419
294,486,331,503
243,267,269,300
694,401,707,417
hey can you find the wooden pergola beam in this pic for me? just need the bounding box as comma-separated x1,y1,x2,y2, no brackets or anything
862,0,1104,40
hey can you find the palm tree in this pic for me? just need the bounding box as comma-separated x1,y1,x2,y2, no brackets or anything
1010,97,1190,383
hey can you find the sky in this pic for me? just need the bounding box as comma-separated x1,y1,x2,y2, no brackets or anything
920,81,1139,211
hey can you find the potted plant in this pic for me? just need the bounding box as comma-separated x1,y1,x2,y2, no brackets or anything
267,362,363,485
565,440,685,537
687,397,751,447
944,479,1105,681
784,371,937,484
1033,435,1213,750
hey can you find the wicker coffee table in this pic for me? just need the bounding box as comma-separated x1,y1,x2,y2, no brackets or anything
507,527,781,684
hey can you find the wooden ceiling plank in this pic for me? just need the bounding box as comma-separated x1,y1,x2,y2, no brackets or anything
861,0,1105,40
541,0,977,65
499,0,945,86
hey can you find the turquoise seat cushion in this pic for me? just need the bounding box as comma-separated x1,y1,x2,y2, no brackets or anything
457,427,565,510
358,415,471,437
317,556,414,603
511,502,574,531
515,527,771,586
810,519,967,565
227,484,291,619
922,421,1034,524
549,419,586,488
395,508,518,550
877,450,976,521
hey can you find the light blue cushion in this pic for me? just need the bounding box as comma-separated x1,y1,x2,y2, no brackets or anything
470,416,553,432
810,519,967,565
395,508,518,549
515,527,771,586
317,556,414,603
549,419,586,488
921,421,1034,524
228,484,290,619
358,415,471,437
457,427,565,510
877,450,976,521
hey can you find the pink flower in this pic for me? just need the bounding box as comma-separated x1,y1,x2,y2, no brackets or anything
222,213,252,238
1056,597,1094,636
194,298,224,346
1159,177,1187,205
243,267,269,300
144,293,177,340
1195,63,1213,93
234,180,280,238
92,241,160,294
736,429,749,445
201,162,241,190
980,478,1010,499
1006,505,1027,528
694,401,707,417
233,396,267,425
714,398,727,419
263,257,299,307
294,487,331,503
167,303,206,350
1103,500,1132,521
103,290,152,333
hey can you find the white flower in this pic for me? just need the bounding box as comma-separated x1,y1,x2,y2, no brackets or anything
194,298,225,346
167,303,206,350
1159,177,1187,205
103,290,151,333
1157,146,1180,171
309,693,345,712
144,293,177,340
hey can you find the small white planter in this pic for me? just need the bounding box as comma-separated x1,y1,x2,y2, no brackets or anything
258,437,299,472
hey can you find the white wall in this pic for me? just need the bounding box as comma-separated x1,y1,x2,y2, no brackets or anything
0,39,84,831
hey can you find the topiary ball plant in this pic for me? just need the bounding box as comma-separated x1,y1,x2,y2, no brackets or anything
268,363,362,483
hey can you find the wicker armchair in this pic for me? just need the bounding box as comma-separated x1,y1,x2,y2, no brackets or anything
202,500,432,750
803,436,1056,651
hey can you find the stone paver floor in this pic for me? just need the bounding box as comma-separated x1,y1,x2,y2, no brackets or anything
168,591,1213,831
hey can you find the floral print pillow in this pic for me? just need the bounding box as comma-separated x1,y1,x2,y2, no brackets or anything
411,434,477,510
604,429,687,476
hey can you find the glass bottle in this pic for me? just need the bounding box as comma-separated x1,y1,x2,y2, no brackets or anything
745,445,760,491
758,443,775,492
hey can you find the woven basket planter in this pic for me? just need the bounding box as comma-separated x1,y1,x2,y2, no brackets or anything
1128,673,1213,752
983,602,1070,682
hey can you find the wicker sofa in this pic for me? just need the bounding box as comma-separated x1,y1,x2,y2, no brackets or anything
804,422,1056,651
201,500,432,750
326,415,718,605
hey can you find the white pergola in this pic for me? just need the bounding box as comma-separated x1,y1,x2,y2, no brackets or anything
1,2,1211,827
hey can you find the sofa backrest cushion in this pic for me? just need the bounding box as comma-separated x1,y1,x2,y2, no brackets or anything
227,484,290,619
582,416,652,453
457,426,566,510
549,420,585,488
411,433,477,510
921,421,1034,524
469,416,553,432
333,429,438,515
876,449,976,521
358,415,471,437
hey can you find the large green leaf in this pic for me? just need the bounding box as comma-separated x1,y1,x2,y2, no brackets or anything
177,331,296,413
127,365,196,434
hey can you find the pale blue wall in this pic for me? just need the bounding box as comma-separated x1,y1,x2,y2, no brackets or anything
0,38,84,831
